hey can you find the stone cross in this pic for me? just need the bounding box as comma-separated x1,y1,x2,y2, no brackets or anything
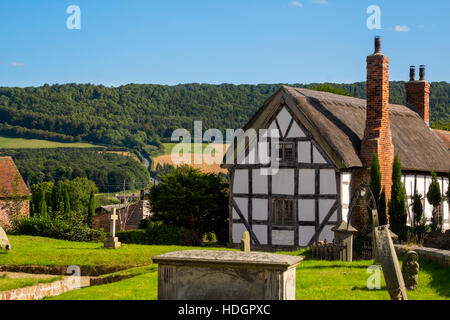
110,208,118,237
374,225,408,300
240,231,251,252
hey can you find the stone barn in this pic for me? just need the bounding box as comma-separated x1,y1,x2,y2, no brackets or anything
0,156,30,230
222,37,450,249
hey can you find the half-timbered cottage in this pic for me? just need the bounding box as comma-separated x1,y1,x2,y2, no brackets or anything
222,37,450,249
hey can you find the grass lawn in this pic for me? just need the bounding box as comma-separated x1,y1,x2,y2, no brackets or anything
162,142,211,154
0,275,62,292
2,236,449,300
0,236,232,268
0,136,99,149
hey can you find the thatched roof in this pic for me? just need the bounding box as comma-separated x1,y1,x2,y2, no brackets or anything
223,86,450,174
0,156,30,197
434,129,450,150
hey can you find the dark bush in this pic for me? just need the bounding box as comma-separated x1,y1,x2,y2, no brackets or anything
138,219,149,230
146,221,190,245
117,229,148,245
13,217,105,242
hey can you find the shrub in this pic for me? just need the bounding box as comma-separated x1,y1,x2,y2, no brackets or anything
138,219,149,229
13,217,105,242
146,221,190,245
389,156,407,241
117,230,148,245
427,171,443,232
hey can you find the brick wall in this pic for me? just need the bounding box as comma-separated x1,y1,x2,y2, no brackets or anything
0,199,30,231
405,80,430,123
360,37,394,214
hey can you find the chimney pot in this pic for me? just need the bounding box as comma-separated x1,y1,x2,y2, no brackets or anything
419,65,425,81
374,36,381,53
409,66,415,81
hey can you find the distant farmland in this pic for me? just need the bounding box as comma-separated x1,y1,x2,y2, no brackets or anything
153,143,229,174
0,136,100,149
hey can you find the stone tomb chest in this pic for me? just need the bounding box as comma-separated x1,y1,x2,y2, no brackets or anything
152,250,302,300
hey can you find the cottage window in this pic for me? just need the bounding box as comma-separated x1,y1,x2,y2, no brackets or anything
278,143,295,162
273,199,294,226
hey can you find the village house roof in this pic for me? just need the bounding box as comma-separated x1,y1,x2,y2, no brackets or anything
434,129,450,150
223,86,450,174
97,203,132,213
0,156,30,197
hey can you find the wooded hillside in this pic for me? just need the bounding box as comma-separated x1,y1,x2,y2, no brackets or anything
0,82,448,148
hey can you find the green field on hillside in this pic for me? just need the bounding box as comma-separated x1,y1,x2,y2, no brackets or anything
162,143,210,154
0,136,99,149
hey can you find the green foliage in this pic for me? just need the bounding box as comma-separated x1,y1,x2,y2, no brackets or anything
412,191,424,228
427,171,443,232
146,221,189,245
39,190,48,218
307,84,352,96
379,189,387,226
0,82,447,150
117,221,189,245
13,217,105,242
87,190,96,227
0,148,149,193
388,156,407,241
150,165,229,245
152,163,175,179
370,154,382,204
117,230,149,245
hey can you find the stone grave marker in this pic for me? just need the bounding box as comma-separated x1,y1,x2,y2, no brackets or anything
240,231,250,252
371,209,379,262
331,221,358,262
0,226,11,251
374,225,408,300
104,208,121,249
401,251,419,290
152,250,303,300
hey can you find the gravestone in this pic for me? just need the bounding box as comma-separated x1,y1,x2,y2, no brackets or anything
331,221,358,262
371,209,379,262
104,208,121,249
240,231,250,252
153,250,302,300
401,251,419,290
0,226,11,251
374,225,408,300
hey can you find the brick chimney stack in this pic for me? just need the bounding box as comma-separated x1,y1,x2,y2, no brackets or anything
361,36,394,201
405,65,430,124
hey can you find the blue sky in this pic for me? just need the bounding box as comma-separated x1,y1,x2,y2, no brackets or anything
0,0,448,87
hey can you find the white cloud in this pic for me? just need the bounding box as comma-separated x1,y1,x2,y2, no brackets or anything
11,62,25,67
290,1,303,8
312,0,328,4
394,25,410,32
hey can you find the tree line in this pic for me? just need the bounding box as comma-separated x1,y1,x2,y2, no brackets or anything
0,82,448,149
0,148,150,193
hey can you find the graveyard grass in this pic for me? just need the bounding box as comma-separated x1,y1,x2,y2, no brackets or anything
1,236,449,300
0,275,63,292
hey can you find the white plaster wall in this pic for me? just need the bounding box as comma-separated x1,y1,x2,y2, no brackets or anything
443,178,449,230
298,226,315,246
424,176,433,221
252,225,268,245
233,197,248,220
252,198,268,220
272,169,295,195
267,121,280,137
276,107,292,137
320,169,337,194
252,169,268,194
298,169,315,194
287,121,306,138
319,225,334,243
298,199,315,221
341,172,351,222
319,199,335,222
298,141,311,163
233,169,248,194
313,146,327,164
232,223,247,243
272,230,294,246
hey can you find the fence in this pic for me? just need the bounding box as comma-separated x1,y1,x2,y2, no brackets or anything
310,240,348,261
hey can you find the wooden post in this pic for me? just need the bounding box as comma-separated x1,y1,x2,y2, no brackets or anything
374,225,408,300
